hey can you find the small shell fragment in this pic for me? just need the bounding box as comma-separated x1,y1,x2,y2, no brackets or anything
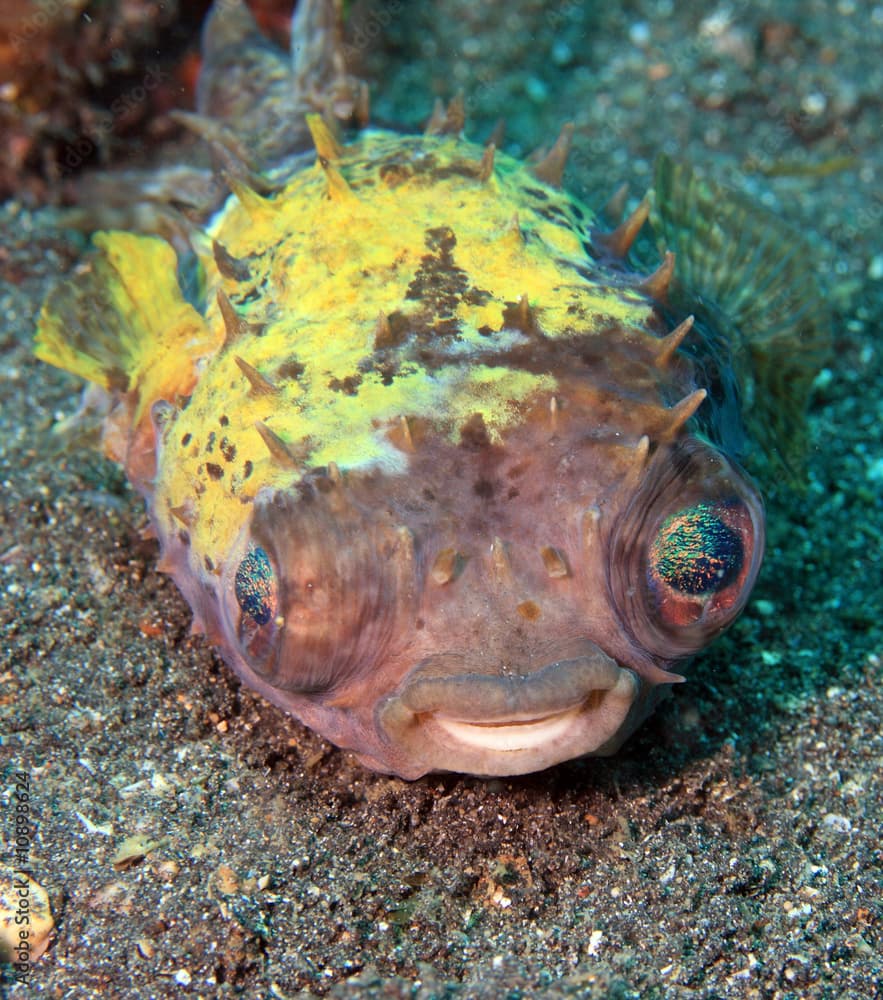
0,867,55,963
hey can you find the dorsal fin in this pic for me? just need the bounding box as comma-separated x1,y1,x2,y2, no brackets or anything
650,154,831,474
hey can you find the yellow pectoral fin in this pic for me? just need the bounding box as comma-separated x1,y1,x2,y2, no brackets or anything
35,231,220,418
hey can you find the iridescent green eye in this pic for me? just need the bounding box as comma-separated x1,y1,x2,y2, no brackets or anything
650,502,743,596
235,546,276,625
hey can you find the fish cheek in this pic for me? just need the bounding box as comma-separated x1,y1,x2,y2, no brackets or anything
607,438,764,661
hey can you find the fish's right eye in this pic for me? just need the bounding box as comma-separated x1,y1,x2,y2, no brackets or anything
233,545,280,663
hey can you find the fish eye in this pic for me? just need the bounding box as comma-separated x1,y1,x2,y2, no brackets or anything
646,500,753,630
232,545,280,663
607,440,764,660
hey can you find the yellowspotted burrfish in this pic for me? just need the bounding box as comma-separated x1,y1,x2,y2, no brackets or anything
35,0,829,779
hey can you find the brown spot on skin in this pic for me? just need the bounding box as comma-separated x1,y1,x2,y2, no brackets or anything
406,226,469,331
328,373,362,395
219,414,229,426
181,432,192,447
243,460,253,479
206,462,224,480
459,412,491,450
516,600,542,621
205,431,216,453
276,359,305,380
220,437,236,462
379,162,412,187
473,477,496,499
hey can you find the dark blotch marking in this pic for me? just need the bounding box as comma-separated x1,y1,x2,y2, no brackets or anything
243,459,253,479
219,414,229,427
328,373,363,395
205,430,216,454
379,162,412,187
181,432,192,447
276,359,305,380
204,555,214,572
220,437,236,463
205,462,224,481
473,477,496,499
523,185,550,201
459,412,491,450
405,226,469,335
464,286,492,306
178,530,190,547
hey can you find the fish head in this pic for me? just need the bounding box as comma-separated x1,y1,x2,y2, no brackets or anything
209,397,763,780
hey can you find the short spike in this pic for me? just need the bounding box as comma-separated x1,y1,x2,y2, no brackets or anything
655,315,695,368
373,311,394,349
596,197,650,258
603,182,629,224
490,536,514,586
639,251,676,302
353,82,370,128
581,506,601,556
254,421,303,468
430,547,460,585
212,240,250,282
487,118,506,149
478,143,495,183
391,525,415,577
498,213,525,248
317,156,352,201
397,414,413,451
446,94,466,135
169,503,194,527
224,172,275,220
530,122,575,188
218,290,246,347
502,294,537,335
549,395,560,432
235,356,279,396
305,112,343,161
424,98,446,135
540,545,569,579
622,435,651,489
663,389,707,439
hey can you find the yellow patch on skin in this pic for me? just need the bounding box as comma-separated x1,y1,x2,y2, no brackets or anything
40,129,655,565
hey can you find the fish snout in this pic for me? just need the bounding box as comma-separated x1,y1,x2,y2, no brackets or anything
376,640,648,778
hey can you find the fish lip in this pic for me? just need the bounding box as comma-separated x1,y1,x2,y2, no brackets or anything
376,645,645,778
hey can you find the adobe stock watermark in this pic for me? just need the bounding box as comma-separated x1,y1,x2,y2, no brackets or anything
59,63,171,176
8,770,34,987
7,0,71,53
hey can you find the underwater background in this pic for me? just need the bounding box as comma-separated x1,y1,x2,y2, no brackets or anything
0,0,881,996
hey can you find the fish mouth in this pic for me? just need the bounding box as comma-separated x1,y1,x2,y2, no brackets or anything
377,641,643,778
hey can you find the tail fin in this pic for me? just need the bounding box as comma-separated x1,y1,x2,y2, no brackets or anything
650,154,831,474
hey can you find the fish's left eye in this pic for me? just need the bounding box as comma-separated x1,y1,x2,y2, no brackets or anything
607,439,764,660
233,545,279,661
647,500,751,628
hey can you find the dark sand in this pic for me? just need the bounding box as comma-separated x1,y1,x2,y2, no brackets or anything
1,2,881,997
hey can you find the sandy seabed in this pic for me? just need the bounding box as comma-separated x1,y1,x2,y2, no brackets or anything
1,1,881,997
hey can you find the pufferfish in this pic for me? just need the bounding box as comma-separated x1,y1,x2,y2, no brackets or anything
35,0,829,779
